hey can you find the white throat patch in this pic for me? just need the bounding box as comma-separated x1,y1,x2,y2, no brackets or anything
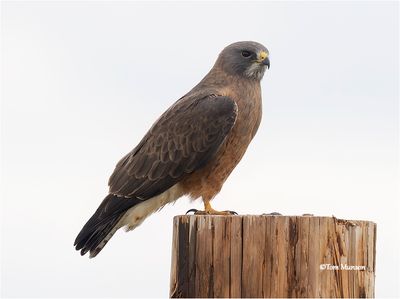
244,64,266,80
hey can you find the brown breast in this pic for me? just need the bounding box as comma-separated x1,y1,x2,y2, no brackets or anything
181,77,262,201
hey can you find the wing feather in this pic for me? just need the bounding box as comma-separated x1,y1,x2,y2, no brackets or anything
108,94,237,200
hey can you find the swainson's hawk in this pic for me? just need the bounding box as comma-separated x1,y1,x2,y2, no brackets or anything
74,41,270,257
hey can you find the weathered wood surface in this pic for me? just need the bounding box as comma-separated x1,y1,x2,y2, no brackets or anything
169,215,376,298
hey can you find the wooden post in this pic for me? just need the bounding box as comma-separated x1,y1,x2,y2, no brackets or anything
169,215,376,298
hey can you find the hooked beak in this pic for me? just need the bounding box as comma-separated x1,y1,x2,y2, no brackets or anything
262,57,270,69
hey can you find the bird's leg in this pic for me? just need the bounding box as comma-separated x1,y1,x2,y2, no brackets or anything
186,198,237,215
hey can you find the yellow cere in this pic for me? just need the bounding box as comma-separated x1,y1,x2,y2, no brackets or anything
258,51,268,61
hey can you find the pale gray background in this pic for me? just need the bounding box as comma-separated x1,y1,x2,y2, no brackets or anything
1,1,399,298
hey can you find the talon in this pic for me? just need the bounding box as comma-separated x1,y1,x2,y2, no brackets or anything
185,209,208,215
223,210,238,215
186,209,238,216
188,199,238,216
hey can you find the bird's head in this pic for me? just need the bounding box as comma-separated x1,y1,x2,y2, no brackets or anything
216,41,270,81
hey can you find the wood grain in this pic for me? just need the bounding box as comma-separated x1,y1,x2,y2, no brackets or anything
170,215,376,298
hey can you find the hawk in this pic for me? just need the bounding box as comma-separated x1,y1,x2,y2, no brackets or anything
74,41,270,257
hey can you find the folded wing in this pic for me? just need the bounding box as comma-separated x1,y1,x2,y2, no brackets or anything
108,94,238,200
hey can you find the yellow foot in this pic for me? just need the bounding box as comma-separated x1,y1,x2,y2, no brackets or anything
186,208,237,215
186,200,237,215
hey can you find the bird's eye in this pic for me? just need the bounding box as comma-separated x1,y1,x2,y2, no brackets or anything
241,51,251,58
